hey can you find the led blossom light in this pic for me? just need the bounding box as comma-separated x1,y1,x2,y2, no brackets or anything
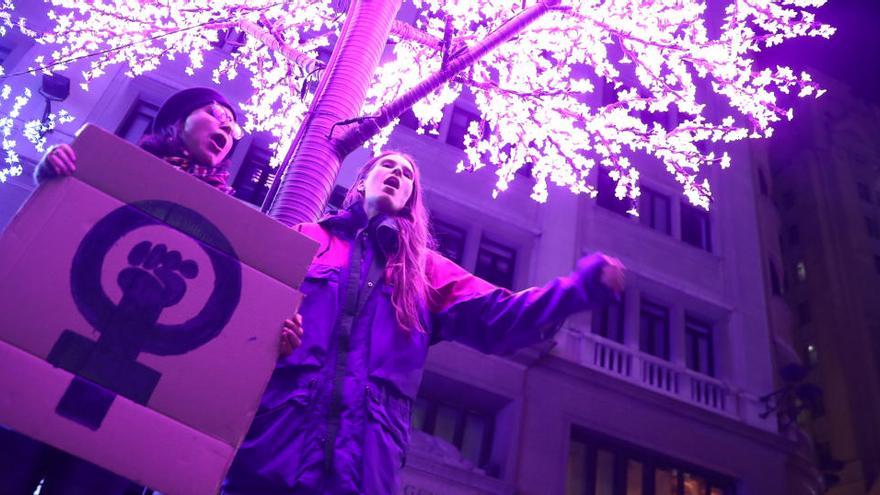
0,0,833,208
0,85,73,184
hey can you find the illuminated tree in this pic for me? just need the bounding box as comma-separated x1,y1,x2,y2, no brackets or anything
0,0,833,224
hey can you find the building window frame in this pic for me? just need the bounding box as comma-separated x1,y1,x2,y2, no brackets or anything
0,45,13,67
230,138,274,207
115,98,160,144
567,426,736,495
639,300,670,361
474,237,517,290
596,167,632,217
857,182,872,203
592,296,625,343
758,168,769,196
398,107,438,136
638,186,671,235
769,259,782,296
797,302,812,326
446,105,481,150
684,316,715,377
866,216,879,239
787,225,800,246
412,395,498,475
432,218,468,265
680,202,712,252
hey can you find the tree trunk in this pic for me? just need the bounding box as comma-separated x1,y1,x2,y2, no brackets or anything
267,0,402,227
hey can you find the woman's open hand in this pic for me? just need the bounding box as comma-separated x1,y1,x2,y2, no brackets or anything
279,313,304,357
599,255,625,295
37,143,77,179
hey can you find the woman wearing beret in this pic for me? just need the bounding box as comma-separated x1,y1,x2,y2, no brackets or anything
35,86,242,192
0,87,245,495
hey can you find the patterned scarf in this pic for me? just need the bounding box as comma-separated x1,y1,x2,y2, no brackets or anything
163,155,234,194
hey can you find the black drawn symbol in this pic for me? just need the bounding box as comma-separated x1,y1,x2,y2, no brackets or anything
47,200,241,430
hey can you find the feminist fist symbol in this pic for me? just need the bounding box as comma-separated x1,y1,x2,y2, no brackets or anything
49,201,242,430
118,241,199,311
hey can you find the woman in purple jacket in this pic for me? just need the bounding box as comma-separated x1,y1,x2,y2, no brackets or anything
224,151,625,495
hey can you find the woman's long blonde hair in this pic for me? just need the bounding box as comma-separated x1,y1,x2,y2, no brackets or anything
343,151,434,333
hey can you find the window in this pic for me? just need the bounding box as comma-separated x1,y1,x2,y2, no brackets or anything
597,168,632,216
798,302,812,326
680,203,711,252
796,260,807,282
858,182,872,203
685,317,714,376
592,296,625,343
212,28,247,52
806,344,818,367
600,78,618,106
781,190,795,210
475,238,516,289
567,428,736,495
431,219,467,265
231,140,273,206
446,106,481,149
638,187,671,235
116,98,159,143
316,45,332,64
758,168,769,196
419,399,492,467
327,185,347,212
642,109,670,132
517,161,535,179
627,460,644,495
0,45,12,67
639,301,670,360
595,449,614,494
769,259,782,296
398,108,419,129
412,391,498,475
787,225,800,246
398,108,437,135
866,217,879,239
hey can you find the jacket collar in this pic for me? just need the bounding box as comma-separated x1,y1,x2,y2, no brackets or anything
320,202,401,257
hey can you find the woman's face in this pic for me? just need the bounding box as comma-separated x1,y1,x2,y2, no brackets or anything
362,153,416,216
179,103,238,167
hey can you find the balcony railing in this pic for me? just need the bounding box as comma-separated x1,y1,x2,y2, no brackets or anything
555,327,738,418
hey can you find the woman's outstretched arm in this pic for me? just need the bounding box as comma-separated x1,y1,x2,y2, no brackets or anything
427,251,623,355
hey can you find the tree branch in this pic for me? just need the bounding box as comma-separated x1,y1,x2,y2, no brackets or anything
456,76,569,99
390,19,443,50
236,19,324,74
334,0,562,154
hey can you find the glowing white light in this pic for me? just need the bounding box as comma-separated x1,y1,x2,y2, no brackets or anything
0,0,833,206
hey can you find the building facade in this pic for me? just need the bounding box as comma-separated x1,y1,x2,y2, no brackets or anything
0,4,821,494
767,81,880,495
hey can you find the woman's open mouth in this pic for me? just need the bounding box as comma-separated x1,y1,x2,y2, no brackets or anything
383,176,400,191
209,133,228,153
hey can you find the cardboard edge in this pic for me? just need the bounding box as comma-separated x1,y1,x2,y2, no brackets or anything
68,124,319,287
0,340,235,495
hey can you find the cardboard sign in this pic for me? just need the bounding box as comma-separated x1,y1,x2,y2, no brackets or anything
0,125,318,494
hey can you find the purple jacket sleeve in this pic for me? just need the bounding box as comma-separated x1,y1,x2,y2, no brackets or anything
426,251,616,355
